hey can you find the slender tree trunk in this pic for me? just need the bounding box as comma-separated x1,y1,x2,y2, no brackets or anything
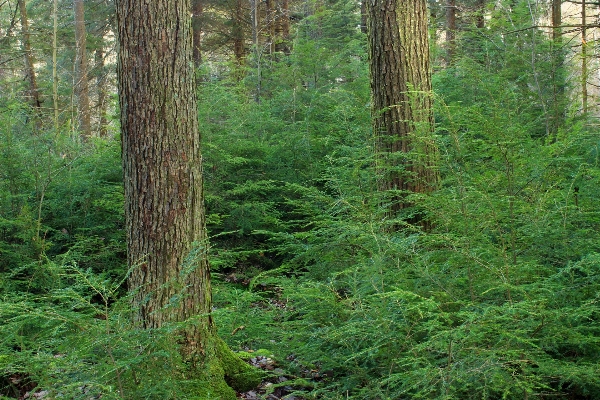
18,0,41,110
360,1,368,34
476,0,485,29
250,0,262,102
52,0,59,131
74,0,92,138
233,0,246,65
266,0,276,54
95,46,108,137
446,0,456,64
552,0,561,42
251,0,259,49
275,0,290,53
366,0,438,226
116,0,259,396
581,0,588,113
192,0,203,66
550,0,564,138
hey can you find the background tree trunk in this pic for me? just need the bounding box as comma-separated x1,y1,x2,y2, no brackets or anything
552,0,561,42
116,0,260,397
94,47,108,137
581,0,588,113
193,0,203,66
550,0,564,138
52,0,59,131
275,0,290,53
18,0,41,110
233,0,246,65
476,0,485,29
74,0,91,138
446,0,456,64
366,0,438,225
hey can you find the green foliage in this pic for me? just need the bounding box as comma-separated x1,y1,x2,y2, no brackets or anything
2,0,600,399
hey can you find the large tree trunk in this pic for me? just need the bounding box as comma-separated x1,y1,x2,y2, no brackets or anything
74,0,92,138
18,0,41,110
366,0,438,226
116,0,260,397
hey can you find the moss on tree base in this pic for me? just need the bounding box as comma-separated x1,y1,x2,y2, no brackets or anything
187,336,263,399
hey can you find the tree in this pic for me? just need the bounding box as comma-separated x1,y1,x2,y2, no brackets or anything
446,0,457,63
115,0,260,397
17,0,41,110
74,0,91,138
550,0,566,137
581,0,588,113
365,0,438,225
476,0,485,28
192,0,204,65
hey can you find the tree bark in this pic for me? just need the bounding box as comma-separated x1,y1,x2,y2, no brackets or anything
18,0,41,110
116,0,260,396
366,0,438,226
74,0,92,138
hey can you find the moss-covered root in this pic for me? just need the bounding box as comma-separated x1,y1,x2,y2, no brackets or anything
189,336,263,400
216,337,264,392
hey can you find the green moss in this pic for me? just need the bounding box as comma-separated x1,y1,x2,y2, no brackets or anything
186,335,263,399
235,348,273,360
216,337,265,392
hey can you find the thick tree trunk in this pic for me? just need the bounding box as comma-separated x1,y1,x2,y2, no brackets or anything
366,0,438,225
74,0,92,138
116,0,260,397
18,0,41,110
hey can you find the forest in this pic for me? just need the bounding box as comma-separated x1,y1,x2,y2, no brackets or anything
1,0,600,399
